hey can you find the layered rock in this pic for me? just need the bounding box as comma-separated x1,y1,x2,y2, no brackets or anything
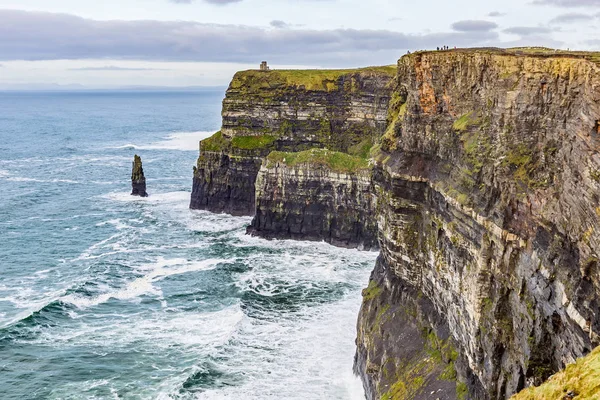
355,49,600,399
190,67,395,216
247,149,378,249
131,154,148,197
188,48,600,400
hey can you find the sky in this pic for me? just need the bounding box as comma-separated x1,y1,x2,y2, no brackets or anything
0,0,599,88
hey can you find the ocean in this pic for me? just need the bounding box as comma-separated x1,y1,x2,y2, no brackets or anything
0,90,376,399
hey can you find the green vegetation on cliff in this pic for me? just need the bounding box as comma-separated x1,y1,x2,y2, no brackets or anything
266,148,370,173
201,131,279,152
381,89,407,151
200,131,229,152
380,328,461,400
453,112,479,132
511,346,600,400
230,66,396,92
231,135,277,150
348,137,375,159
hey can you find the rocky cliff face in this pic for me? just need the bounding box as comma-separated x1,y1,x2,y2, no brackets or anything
355,49,600,399
247,149,378,249
189,49,600,400
190,67,395,216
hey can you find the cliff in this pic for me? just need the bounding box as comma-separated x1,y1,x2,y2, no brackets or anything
247,148,378,249
356,48,600,399
189,48,600,400
190,66,395,216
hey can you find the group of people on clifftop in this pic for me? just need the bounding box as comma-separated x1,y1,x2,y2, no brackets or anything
406,45,456,55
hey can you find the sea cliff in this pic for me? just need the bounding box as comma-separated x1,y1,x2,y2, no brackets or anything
356,49,600,399
190,67,395,217
190,48,600,399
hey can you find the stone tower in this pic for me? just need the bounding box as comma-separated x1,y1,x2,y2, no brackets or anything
260,61,270,71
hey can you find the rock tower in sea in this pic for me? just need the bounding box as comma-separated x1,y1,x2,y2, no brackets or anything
131,154,148,197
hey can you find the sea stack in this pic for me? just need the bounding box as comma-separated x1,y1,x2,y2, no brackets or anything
131,154,148,197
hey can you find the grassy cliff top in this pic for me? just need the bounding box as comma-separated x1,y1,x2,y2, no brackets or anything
404,47,600,64
266,148,370,173
511,346,600,400
229,65,396,92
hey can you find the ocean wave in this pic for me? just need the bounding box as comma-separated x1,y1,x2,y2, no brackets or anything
0,296,70,331
186,211,252,234
4,176,80,184
109,131,215,152
186,295,367,400
102,190,190,204
61,257,224,309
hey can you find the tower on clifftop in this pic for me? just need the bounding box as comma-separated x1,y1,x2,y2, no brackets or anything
260,61,270,71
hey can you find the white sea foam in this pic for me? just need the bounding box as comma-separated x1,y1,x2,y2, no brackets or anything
96,218,131,231
186,210,252,233
110,131,215,152
0,287,68,329
6,177,80,184
102,190,190,204
192,295,369,400
61,257,223,309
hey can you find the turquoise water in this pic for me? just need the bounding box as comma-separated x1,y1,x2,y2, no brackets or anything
0,91,375,399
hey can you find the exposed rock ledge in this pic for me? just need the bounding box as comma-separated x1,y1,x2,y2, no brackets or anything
247,149,378,250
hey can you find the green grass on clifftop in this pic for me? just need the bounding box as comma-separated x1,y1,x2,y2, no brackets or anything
511,346,600,400
266,148,370,173
230,66,396,92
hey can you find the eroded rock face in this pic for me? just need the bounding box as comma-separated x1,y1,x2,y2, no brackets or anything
190,67,395,216
248,159,378,249
355,50,600,399
131,154,148,197
190,151,263,216
187,49,600,400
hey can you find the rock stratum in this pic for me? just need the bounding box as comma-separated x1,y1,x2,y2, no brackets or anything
190,48,600,399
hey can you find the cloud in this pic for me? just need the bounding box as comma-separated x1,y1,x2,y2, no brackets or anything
504,26,555,36
69,66,170,71
270,20,289,29
0,10,501,66
532,0,600,7
451,20,498,32
549,12,595,23
487,11,507,17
